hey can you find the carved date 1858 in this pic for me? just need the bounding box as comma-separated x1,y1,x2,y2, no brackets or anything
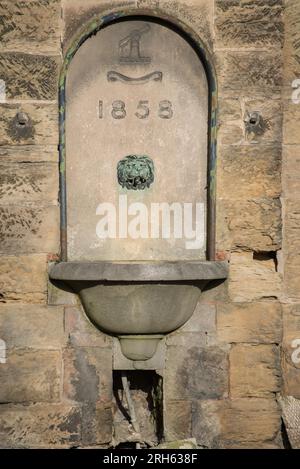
98,100,173,120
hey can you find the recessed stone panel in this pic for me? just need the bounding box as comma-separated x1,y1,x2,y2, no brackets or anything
66,20,208,261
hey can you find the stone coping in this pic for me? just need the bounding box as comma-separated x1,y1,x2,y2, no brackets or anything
49,260,229,282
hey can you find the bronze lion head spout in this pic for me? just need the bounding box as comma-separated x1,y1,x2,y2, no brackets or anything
117,155,154,190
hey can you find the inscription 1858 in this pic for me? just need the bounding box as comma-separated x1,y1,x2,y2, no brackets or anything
98,100,173,120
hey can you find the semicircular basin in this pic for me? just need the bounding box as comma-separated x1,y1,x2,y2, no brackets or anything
49,261,228,360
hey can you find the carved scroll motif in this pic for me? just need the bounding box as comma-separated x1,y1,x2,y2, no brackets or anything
107,71,163,84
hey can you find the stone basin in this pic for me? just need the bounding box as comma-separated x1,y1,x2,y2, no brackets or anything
49,261,228,360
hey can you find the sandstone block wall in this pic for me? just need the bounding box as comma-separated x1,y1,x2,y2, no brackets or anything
0,0,298,448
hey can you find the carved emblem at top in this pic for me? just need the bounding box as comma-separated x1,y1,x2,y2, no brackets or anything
119,24,151,65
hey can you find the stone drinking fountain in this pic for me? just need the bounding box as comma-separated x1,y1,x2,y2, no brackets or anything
49,17,228,364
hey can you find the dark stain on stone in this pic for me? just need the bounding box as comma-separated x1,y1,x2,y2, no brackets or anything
7,112,35,142
57,408,81,443
71,348,99,403
244,110,270,137
179,346,228,399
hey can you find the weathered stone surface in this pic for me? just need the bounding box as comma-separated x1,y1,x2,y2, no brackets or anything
283,0,300,84
230,344,281,398
0,53,60,100
82,402,112,446
0,162,58,205
62,0,213,51
282,145,300,197
283,303,300,334
283,101,300,145
218,98,243,145
283,199,300,254
0,349,61,402
192,398,280,448
283,199,300,300
0,403,81,448
165,400,192,441
48,280,78,306
167,303,217,346
281,307,300,397
0,0,61,53
217,302,282,344
243,98,282,145
0,205,59,254
62,0,136,48
200,278,229,303
165,345,229,400
65,306,112,348
217,198,282,252
180,302,216,334
0,145,58,163
0,304,65,349
216,51,282,97
0,104,58,146
220,398,280,444
228,252,281,302
192,400,221,448
158,0,213,48
63,347,112,403
0,254,47,303
282,356,300,399
215,0,283,48
218,145,281,199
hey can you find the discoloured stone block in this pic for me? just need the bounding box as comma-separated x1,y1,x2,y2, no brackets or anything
63,347,112,403
192,400,221,448
165,400,192,441
217,51,282,97
165,345,229,400
0,0,61,53
0,304,65,349
82,402,112,446
65,306,112,348
0,205,59,255
218,145,281,199
228,252,281,302
215,0,283,48
230,344,281,398
0,53,60,100
217,302,282,344
0,404,81,448
217,198,282,252
0,349,61,403
0,104,58,146
0,162,58,205
0,254,47,303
